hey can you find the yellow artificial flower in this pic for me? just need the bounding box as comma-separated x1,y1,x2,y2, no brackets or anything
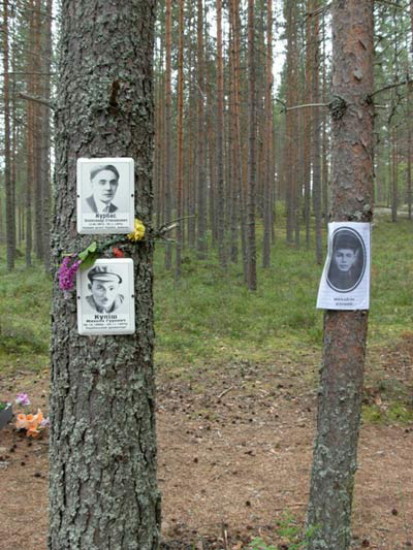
127,219,146,242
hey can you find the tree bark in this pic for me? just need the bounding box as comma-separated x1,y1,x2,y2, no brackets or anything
196,0,208,258
175,0,185,277
262,0,273,269
216,0,227,267
41,0,53,271
307,2,374,549
164,0,173,269
2,0,15,270
246,0,257,290
311,0,323,264
49,1,160,549
285,0,299,245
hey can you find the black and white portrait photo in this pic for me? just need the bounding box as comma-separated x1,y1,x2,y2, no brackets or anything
77,157,135,234
327,227,366,292
317,222,371,311
77,259,135,335
86,265,125,313
84,164,121,215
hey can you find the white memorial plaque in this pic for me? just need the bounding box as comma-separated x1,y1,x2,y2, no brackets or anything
77,157,135,234
316,222,371,310
77,258,135,335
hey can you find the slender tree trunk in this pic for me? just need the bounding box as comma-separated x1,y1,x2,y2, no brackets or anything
321,10,329,226
303,1,313,249
311,0,323,264
41,0,53,271
196,0,208,257
285,0,299,245
31,0,44,261
49,1,160,548
307,2,374,550
3,0,15,271
229,0,243,264
407,80,412,220
391,127,398,222
175,0,185,277
164,0,173,270
216,0,226,267
246,0,257,290
262,0,273,268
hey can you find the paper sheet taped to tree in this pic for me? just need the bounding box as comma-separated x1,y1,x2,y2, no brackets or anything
316,222,371,310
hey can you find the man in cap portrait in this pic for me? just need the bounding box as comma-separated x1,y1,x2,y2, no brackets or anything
84,164,120,214
86,266,124,313
327,229,364,291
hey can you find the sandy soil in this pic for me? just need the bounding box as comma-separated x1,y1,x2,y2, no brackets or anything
0,340,412,550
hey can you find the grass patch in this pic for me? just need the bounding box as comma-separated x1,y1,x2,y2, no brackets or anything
0,256,52,373
154,238,324,370
0,212,412,412
362,402,413,425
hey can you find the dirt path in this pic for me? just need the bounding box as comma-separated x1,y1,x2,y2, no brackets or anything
0,349,412,550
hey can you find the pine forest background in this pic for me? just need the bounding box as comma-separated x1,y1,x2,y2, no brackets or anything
0,0,412,284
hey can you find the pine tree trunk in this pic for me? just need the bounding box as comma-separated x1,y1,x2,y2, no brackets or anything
303,0,313,249
307,2,374,549
216,0,226,267
164,0,173,270
407,80,412,220
2,0,15,270
311,0,323,264
175,0,185,277
262,0,273,269
41,0,53,271
229,0,242,264
285,0,299,245
391,127,398,222
31,0,44,261
49,1,160,548
196,0,208,258
246,0,257,290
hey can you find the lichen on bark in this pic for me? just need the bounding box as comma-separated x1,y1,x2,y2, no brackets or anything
306,2,374,549
49,2,160,549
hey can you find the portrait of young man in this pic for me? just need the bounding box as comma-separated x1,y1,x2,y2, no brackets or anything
76,157,135,234
84,164,120,215
327,228,365,292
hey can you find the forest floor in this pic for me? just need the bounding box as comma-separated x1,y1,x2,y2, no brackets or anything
0,335,412,550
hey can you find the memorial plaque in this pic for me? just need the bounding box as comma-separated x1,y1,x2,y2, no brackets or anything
77,157,135,234
77,258,135,335
317,222,371,310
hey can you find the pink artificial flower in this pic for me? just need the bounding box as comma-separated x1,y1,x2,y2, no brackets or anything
58,255,82,291
15,393,31,406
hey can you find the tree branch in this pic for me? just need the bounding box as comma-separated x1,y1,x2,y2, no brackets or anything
370,77,413,98
286,101,330,111
17,91,55,110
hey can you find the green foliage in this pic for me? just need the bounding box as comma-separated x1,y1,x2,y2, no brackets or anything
362,401,413,425
369,218,413,342
154,237,323,369
0,254,51,373
248,537,278,550
0,213,412,398
78,241,98,269
247,512,319,550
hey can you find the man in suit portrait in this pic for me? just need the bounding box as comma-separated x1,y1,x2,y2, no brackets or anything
84,164,120,214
